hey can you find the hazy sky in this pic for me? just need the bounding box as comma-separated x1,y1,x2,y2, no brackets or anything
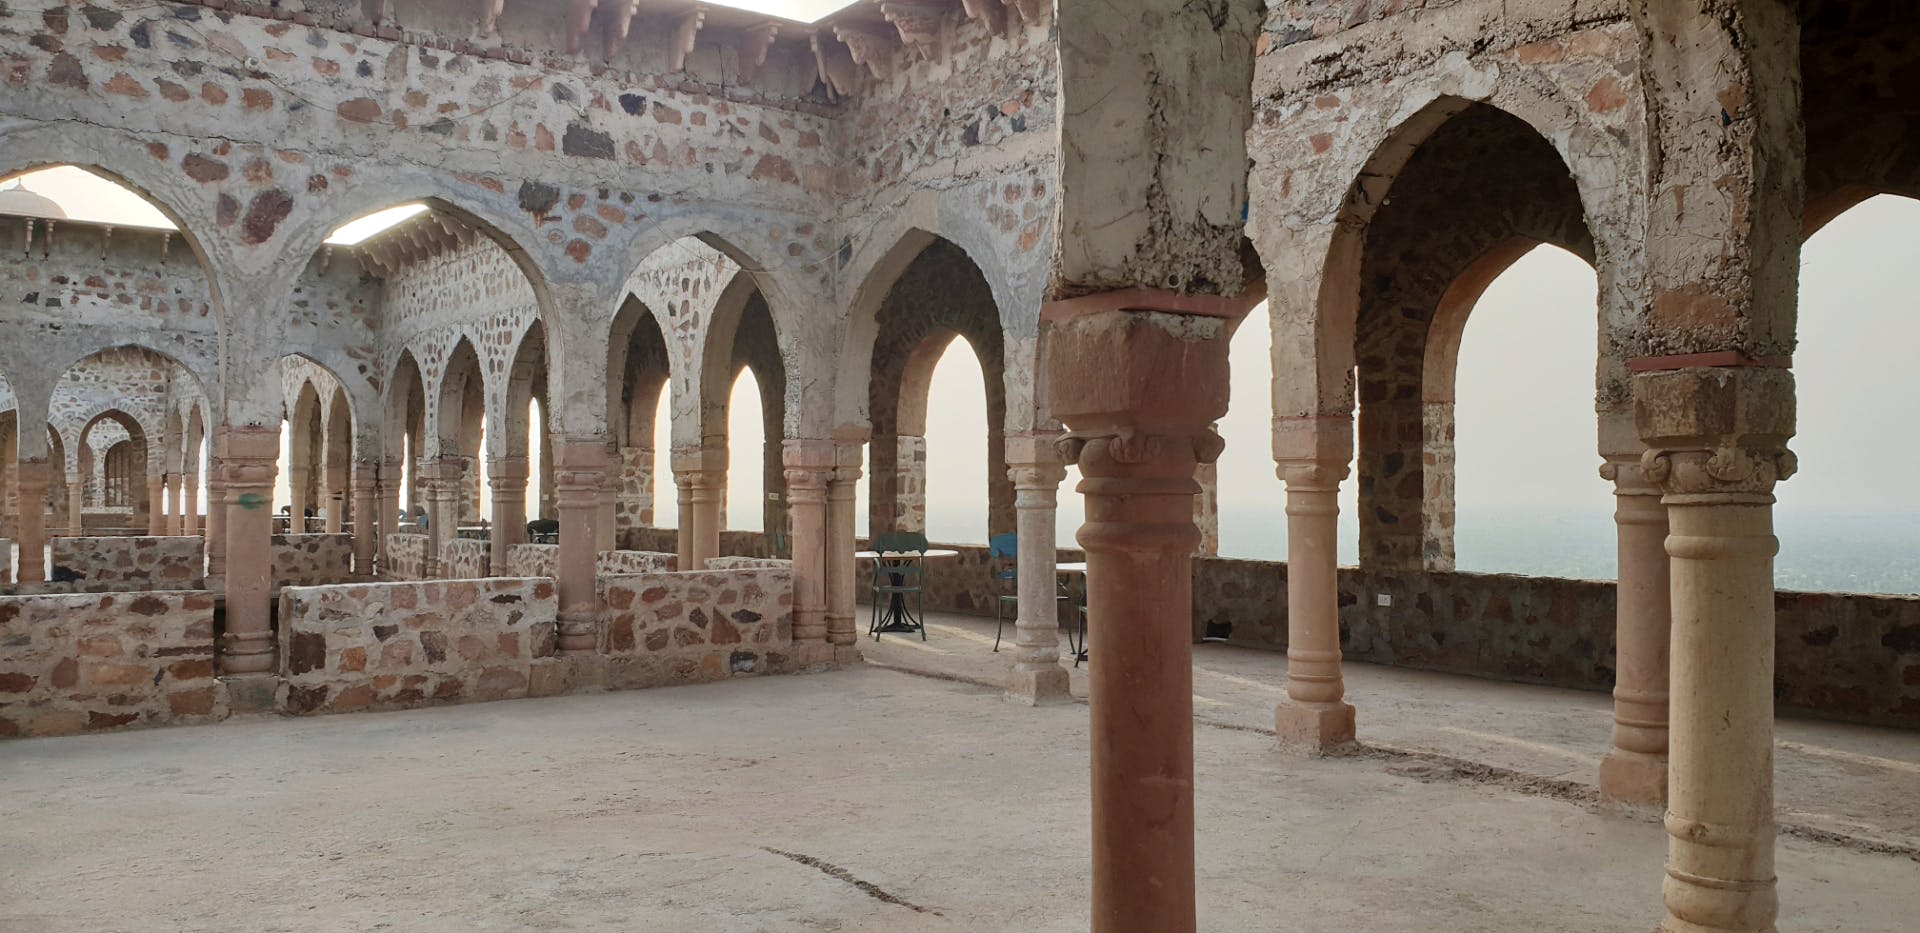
11,169,1916,553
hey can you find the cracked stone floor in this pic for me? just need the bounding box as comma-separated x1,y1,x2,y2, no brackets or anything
2,612,1915,932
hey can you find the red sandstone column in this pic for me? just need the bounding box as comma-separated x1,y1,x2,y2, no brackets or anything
826,438,865,652
204,428,228,584
1641,367,1793,933
1600,454,1672,805
489,455,529,575
692,446,725,565
146,473,166,535
220,424,279,676
1051,306,1229,933
1004,434,1069,705
166,472,184,535
350,461,379,577
15,460,48,583
375,459,400,576
552,439,609,654
65,479,84,536
783,440,833,664
1273,418,1357,753
673,469,695,571
182,472,199,536
597,461,619,551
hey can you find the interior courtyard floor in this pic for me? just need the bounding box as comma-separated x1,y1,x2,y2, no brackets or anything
2,612,1914,932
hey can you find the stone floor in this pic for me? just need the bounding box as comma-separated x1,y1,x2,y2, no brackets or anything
1,613,1914,932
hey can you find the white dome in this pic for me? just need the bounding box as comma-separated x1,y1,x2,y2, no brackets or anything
0,186,67,220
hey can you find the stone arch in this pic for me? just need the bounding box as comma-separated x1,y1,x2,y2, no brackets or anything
1326,102,1597,572
607,296,670,534
77,408,151,517
856,236,1013,539
384,350,427,483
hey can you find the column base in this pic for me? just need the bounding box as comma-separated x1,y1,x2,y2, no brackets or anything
1005,667,1072,706
529,655,606,696
784,642,860,671
1274,700,1357,756
1600,750,1668,808
219,637,276,677
223,673,280,712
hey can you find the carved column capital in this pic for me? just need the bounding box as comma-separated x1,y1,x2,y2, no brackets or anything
1274,458,1348,491
1634,365,1795,504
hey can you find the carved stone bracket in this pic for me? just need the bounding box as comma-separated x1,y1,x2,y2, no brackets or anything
810,31,860,99
880,1,946,62
833,25,897,81
738,22,780,84
959,0,1004,34
668,8,706,71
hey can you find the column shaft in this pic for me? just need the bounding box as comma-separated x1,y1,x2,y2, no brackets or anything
15,460,48,583
1602,457,1672,805
674,473,695,571
146,474,165,535
182,473,199,536
1275,457,1355,753
350,461,379,576
826,441,864,649
1051,307,1230,933
66,481,84,536
489,456,530,574
552,440,608,654
1005,437,1068,705
204,429,228,582
220,425,279,675
782,440,832,660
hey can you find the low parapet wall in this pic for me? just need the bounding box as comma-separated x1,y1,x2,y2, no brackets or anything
597,567,793,687
277,577,558,715
38,536,204,593
383,533,429,581
272,533,355,590
504,545,676,579
704,556,792,571
0,590,224,737
438,538,491,579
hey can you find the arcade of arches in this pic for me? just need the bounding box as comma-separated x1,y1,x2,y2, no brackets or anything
0,1,1915,931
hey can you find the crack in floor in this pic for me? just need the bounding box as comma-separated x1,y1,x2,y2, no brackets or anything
762,847,944,916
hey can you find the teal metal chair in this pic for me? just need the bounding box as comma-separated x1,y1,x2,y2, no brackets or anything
869,531,929,640
990,533,1073,652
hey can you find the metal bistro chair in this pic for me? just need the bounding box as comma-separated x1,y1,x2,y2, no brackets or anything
989,533,1070,652
526,518,560,544
868,531,929,641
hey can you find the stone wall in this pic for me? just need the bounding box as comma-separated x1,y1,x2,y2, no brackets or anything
272,533,354,589
504,544,676,578
277,577,556,716
438,538,490,580
0,590,224,737
705,557,791,571
596,550,677,575
503,543,556,579
1189,559,1920,730
597,568,792,688
384,533,428,581
43,536,203,592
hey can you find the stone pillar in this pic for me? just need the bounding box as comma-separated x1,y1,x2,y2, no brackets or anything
374,459,401,576
552,439,609,654
596,462,619,552
165,472,184,535
15,460,48,583
1051,307,1229,933
1640,367,1794,933
418,457,464,577
220,424,280,678
65,479,84,536
146,473,166,535
1004,434,1070,705
826,438,865,651
674,470,695,571
323,484,344,534
1192,453,1219,557
675,445,725,567
894,434,926,533
782,439,833,663
204,428,228,584
182,472,199,536
286,463,310,529
489,456,529,574
1273,418,1356,754
1600,454,1672,806
350,461,379,576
